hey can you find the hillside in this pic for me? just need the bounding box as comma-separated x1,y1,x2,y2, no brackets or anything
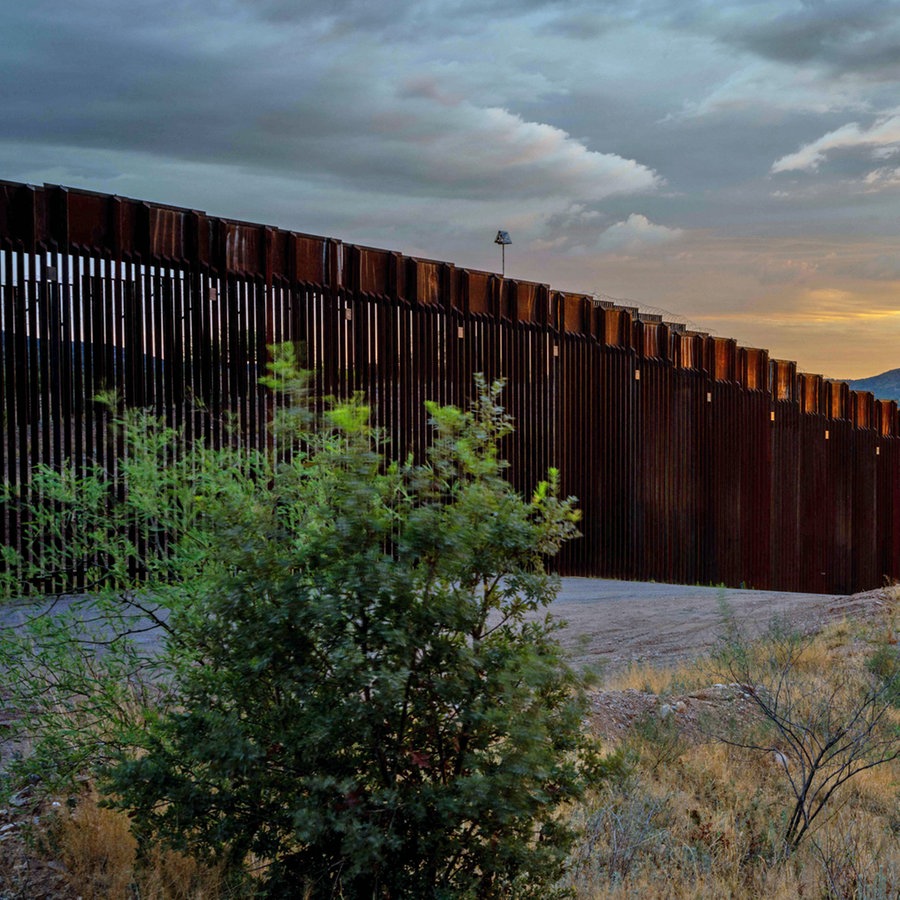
845,367,900,402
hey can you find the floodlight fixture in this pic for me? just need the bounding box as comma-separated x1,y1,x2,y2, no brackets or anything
494,230,512,276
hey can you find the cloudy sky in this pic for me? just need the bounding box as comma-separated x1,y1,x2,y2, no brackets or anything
3,0,900,378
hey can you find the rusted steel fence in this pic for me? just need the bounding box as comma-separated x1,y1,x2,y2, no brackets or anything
1,180,898,594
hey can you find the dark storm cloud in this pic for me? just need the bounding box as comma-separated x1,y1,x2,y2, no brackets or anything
539,0,900,80
720,1,900,79
1,0,661,205
5,0,899,228
235,0,576,40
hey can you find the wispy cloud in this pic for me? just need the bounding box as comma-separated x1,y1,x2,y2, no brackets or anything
772,112,900,173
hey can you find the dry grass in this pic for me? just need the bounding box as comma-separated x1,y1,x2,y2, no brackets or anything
48,792,229,900
603,659,703,695
568,602,900,899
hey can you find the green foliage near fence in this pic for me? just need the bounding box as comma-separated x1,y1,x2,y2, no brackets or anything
2,347,599,897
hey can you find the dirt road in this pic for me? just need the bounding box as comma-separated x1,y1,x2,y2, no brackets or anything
547,577,889,674
2,579,888,679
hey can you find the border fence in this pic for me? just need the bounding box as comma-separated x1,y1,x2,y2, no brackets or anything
1,179,898,594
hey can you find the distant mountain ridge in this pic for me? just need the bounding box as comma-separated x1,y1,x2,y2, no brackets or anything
844,368,900,403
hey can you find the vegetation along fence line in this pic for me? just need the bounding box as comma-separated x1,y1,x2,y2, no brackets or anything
1,179,898,594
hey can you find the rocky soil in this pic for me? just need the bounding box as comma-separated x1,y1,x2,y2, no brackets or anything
549,579,895,744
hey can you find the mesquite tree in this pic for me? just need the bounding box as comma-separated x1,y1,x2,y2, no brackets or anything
52,354,595,898
712,615,900,853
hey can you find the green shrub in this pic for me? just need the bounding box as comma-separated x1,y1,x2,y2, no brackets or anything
72,355,597,897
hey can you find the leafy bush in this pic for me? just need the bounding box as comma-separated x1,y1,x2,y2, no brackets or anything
2,351,595,897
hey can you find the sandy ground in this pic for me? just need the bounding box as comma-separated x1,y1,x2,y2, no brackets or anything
546,577,888,674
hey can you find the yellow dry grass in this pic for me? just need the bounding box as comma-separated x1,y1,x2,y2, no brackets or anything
51,792,227,900
568,606,900,899
603,659,703,694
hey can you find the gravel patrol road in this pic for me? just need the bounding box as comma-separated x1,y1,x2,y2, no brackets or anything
1,578,886,677
547,577,887,674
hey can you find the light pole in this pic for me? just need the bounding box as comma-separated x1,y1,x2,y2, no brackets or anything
494,230,511,277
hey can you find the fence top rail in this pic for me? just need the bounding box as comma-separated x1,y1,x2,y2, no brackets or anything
0,178,891,428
